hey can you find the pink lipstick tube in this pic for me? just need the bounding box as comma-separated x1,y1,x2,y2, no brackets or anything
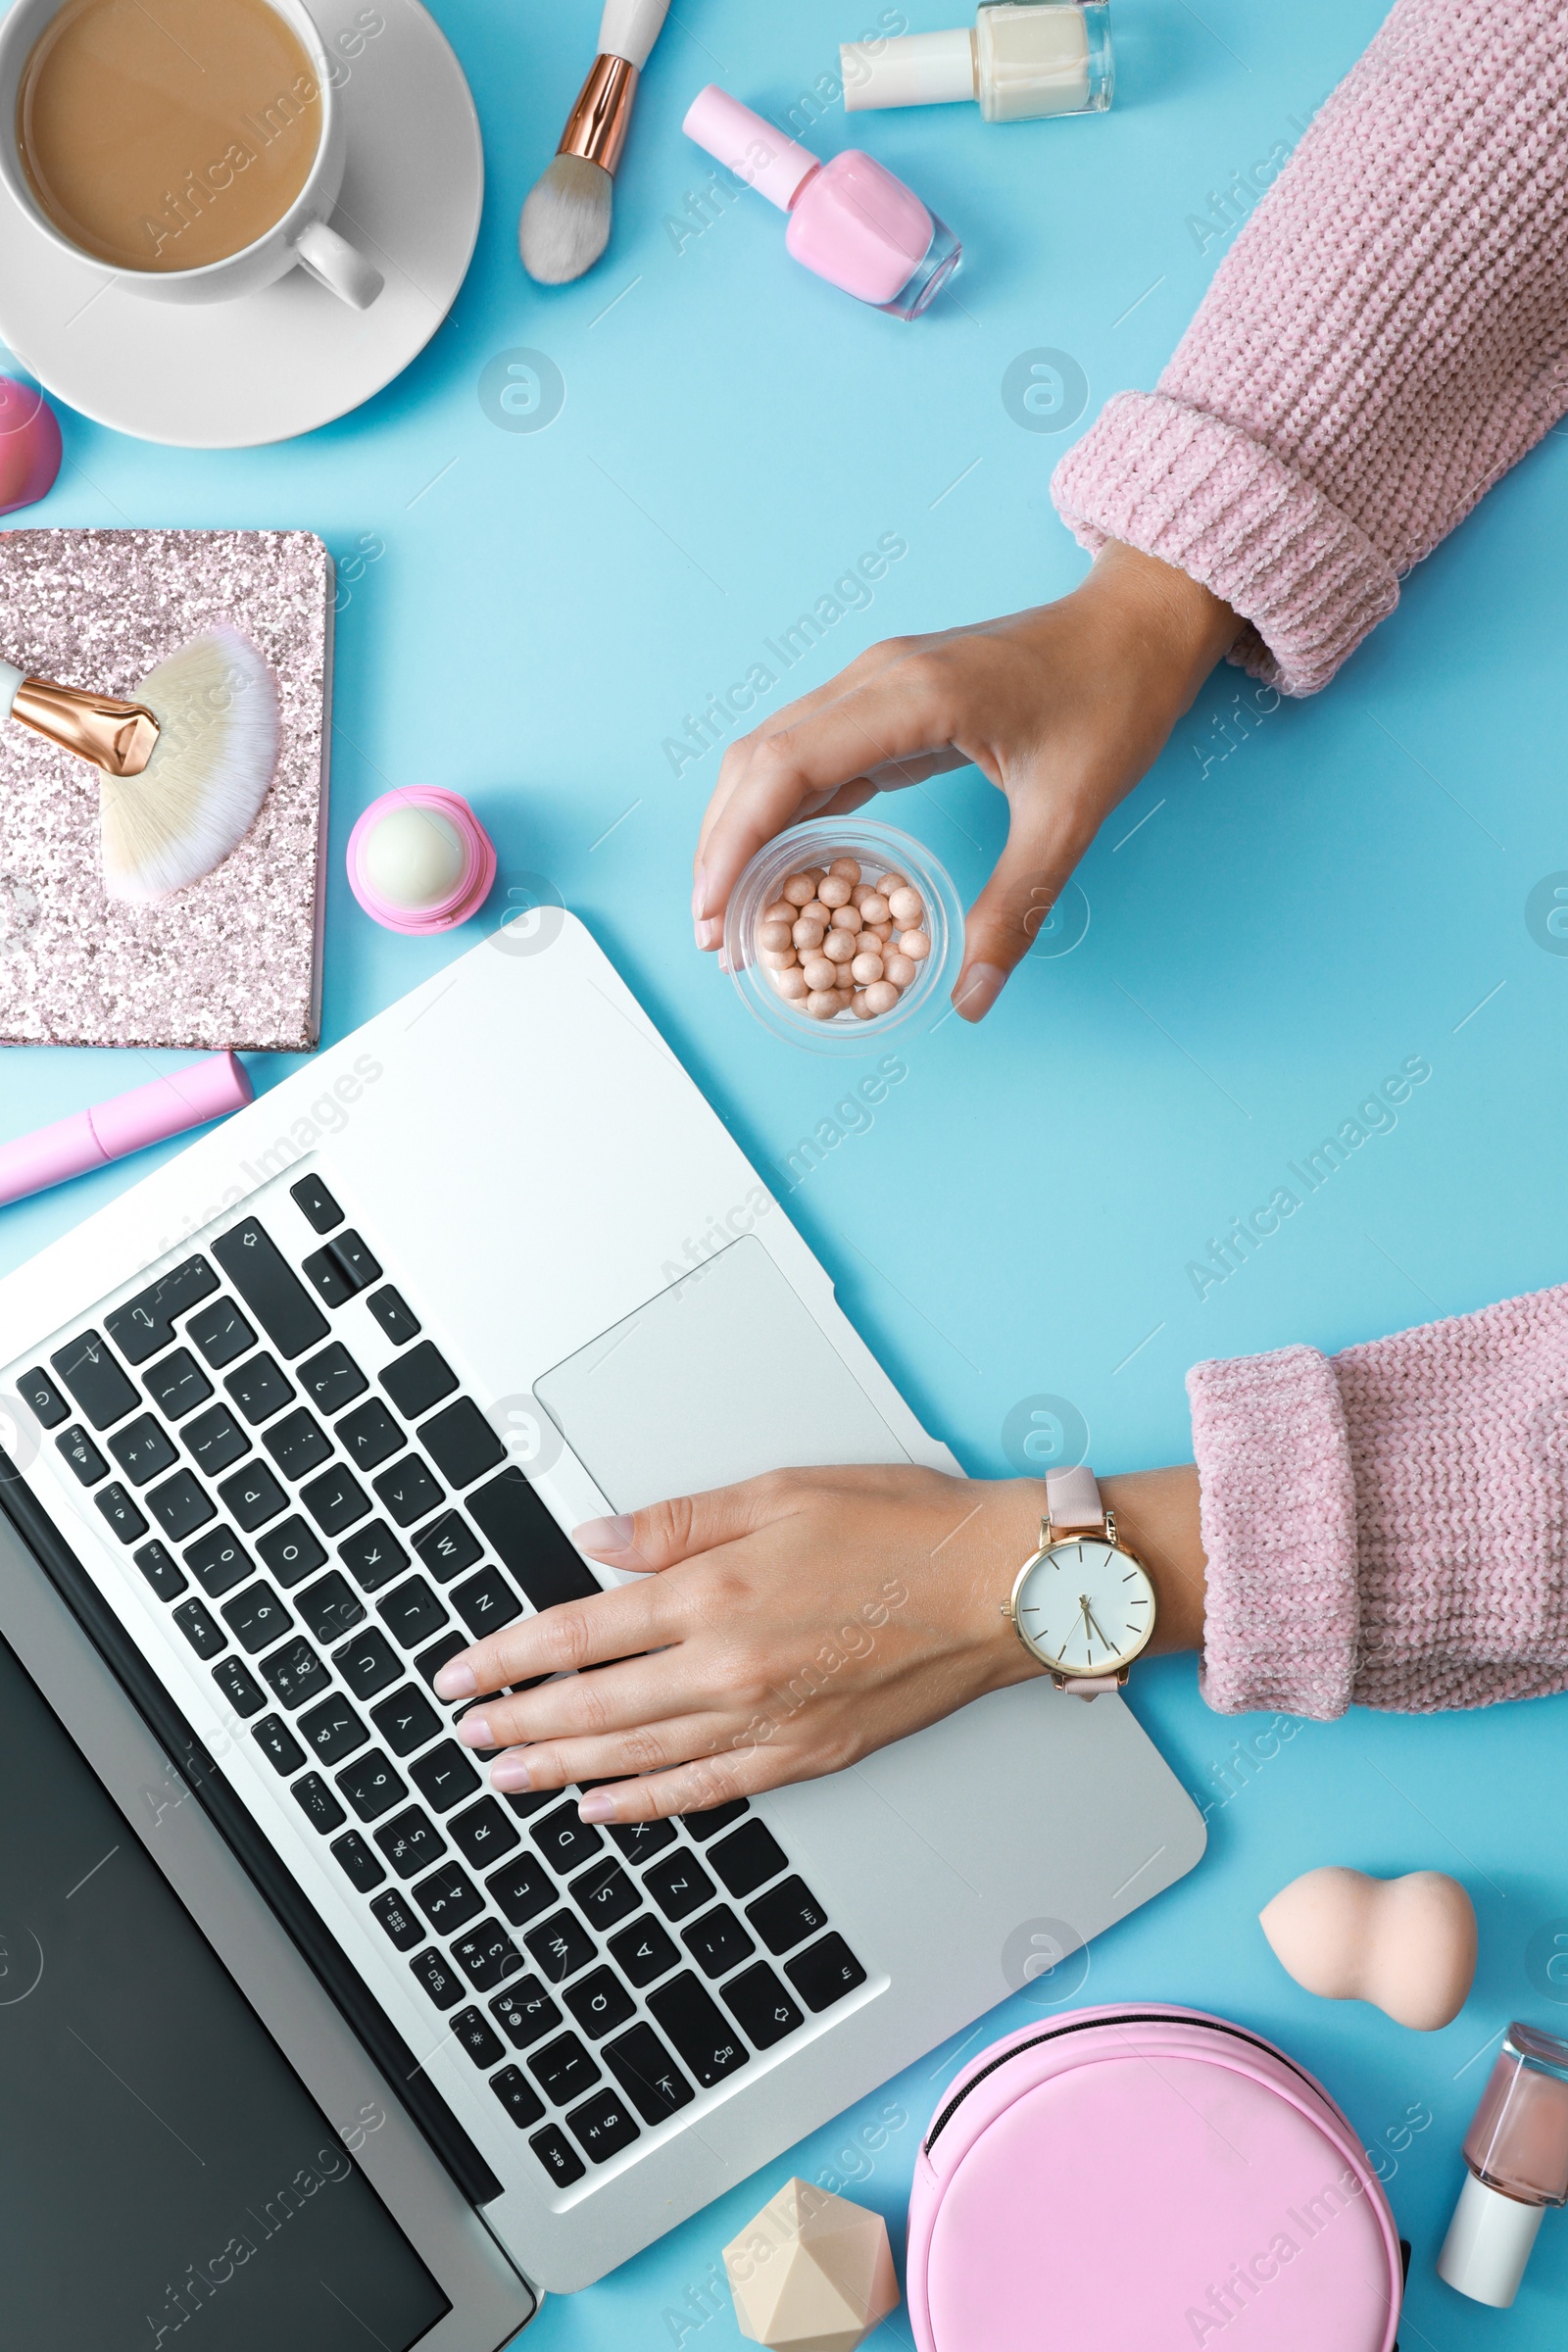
682,85,961,318
0,1052,253,1209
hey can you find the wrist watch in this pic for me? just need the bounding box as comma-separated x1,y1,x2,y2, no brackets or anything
1002,1465,1156,1698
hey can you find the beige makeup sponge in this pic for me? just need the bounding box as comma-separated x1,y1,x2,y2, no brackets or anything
724,2180,899,2352
1260,1866,1477,2031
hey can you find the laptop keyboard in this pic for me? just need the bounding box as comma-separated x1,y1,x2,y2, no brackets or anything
15,1174,867,2189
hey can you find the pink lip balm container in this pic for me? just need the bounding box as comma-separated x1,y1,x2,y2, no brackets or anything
0,375,61,516
683,85,961,318
346,788,497,936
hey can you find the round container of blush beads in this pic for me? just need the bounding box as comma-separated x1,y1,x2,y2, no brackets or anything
725,818,961,1054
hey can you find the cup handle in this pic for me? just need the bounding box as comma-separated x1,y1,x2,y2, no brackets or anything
293,219,384,310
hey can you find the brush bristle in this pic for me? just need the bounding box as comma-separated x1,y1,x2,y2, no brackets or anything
99,626,280,904
519,153,613,285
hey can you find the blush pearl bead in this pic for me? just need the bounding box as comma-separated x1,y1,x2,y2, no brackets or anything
851,950,884,985
863,981,900,1014
805,989,840,1018
802,955,838,992
762,899,794,927
829,904,861,933
828,857,861,883
792,917,826,951
883,951,917,987
877,870,907,896
783,873,816,906
858,892,891,925
887,887,924,926
760,945,799,969
852,989,878,1019
817,874,853,907
900,929,930,961
822,929,857,964
760,920,795,952
772,965,808,998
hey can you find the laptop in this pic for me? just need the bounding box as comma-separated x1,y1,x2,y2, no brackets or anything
0,910,1205,2319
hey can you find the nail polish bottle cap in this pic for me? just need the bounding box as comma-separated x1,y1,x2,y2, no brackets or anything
682,85,818,210
843,28,977,111
1438,2173,1545,2308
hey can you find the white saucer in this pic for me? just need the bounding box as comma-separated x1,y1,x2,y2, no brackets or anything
0,0,482,448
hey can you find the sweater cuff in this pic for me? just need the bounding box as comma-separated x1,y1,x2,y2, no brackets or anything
1051,391,1401,696
1187,1344,1359,1719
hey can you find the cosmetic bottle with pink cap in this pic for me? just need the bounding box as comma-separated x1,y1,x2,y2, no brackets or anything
682,84,960,318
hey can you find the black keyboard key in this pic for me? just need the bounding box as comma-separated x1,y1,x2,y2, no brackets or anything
367,1286,420,1347
467,1468,601,1615
253,1715,306,1776
380,1576,448,1649
221,1581,293,1655
339,1520,409,1592
710,1820,788,1897
336,1750,408,1823
187,1297,255,1369
381,1342,457,1420
301,1245,354,1309
747,1876,829,1956
295,1569,366,1643
564,1967,635,2040
570,1857,640,1934
529,2031,599,2104
57,1424,108,1485
416,1632,467,1688
373,1454,443,1530
257,1515,326,1588
486,1853,557,1930
330,1830,384,1892
369,1888,421,1949
212,1219,329,1359
212,1656,265,1719
370,1683,441,1757
647,1973,751,2089
304,1230,381,1304
300,1464,371,1536
293,1772,346,1834
410,1740,479,1813
418,1398,507,1491
184,1526,253,1598
451,2006,507,2071
786,1932,867,2013
414,1863,483,1935
290,1174,343,1234
182,1402,251,1477
259,1636,330,1711
108,1414,178,1487
143,1348,213,1422
524,1910,596,1984
172,1598,224,1658
608,1917,680,1989
147,1469,215,1542
95,1484,149,1544
375,1806,446,1880
50,1332,137,1430
298,1693,368,1764
337,1397,404,1471
534,1804,603,1877
645,1852,715,1924
530,2124,585,2186
683,1904,756,1980
567,2088,639,2164
452,1565,522,1638
490,1979,562,2049
410,1947,464,2011
492,2067,546,2129
607,1818,678,1867
224,1353,294,1425
18,1366,69,1428
453,1919,525,1991
297,1340,367,1416
449,1796,520,1870
684,1798,749,1842
335,1626,403,1701
217,1462,287,1533
723,1961,805,2050
133,1540,186,1601
263,1407,332,1481
413,1511,481,1584
106,1256,219,1364
604,2022,695,2125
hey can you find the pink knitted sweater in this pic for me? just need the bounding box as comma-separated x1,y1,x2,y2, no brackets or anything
1052,0,1568,692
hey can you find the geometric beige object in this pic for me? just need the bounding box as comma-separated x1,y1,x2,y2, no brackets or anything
723,2179,901,2352
1259,1865,1478,2032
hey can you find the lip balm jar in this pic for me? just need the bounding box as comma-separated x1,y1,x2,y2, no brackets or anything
845,3,1114,123
347,787,497,935
1438,2022,1568,2307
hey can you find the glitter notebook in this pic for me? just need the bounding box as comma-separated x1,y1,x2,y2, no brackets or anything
0,529,332,1051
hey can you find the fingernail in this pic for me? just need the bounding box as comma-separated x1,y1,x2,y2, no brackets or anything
695,915,722,952
953,962,1006,1022
578,1790,615,1823
433,1660,476,1700
490,1754,532,1792
573,1513,635,1554
456,1713,491,1747
692,862,710,921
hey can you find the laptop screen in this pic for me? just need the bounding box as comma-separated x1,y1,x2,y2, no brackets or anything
0,1629,453,2351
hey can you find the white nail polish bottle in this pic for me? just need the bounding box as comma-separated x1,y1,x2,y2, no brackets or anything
844,2,1113,123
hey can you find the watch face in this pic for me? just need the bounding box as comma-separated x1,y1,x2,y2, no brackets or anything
1013,1538,1155,1675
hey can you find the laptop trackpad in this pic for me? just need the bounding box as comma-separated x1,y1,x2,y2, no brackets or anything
534,1236,908,1512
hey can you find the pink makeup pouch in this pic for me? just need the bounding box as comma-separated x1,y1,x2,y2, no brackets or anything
907,2004,1403,2351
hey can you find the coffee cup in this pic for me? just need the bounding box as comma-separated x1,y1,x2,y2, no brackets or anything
0,0,383,309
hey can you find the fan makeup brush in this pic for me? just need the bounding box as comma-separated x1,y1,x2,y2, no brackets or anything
520,0,672,285
1,624,279,904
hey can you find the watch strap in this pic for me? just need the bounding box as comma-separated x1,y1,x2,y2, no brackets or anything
1061,1673,1122,1700
1045,1464,1103,1533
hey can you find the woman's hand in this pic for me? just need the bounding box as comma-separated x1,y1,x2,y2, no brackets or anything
693,541,1239,1021
431,1462,1207,1824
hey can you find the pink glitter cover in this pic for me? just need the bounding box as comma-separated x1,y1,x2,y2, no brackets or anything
0,529,332,1051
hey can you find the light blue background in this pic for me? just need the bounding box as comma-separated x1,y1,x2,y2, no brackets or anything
4,0,1566,2343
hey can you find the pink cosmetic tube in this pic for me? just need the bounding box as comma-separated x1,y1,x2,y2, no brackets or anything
0,1053,253,1209
682,84,961,318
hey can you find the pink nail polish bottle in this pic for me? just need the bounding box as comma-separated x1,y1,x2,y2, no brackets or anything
682,84,961,319
1438,2021,1568,2307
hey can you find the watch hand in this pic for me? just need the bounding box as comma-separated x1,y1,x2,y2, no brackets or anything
1084,1600,1115,1656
